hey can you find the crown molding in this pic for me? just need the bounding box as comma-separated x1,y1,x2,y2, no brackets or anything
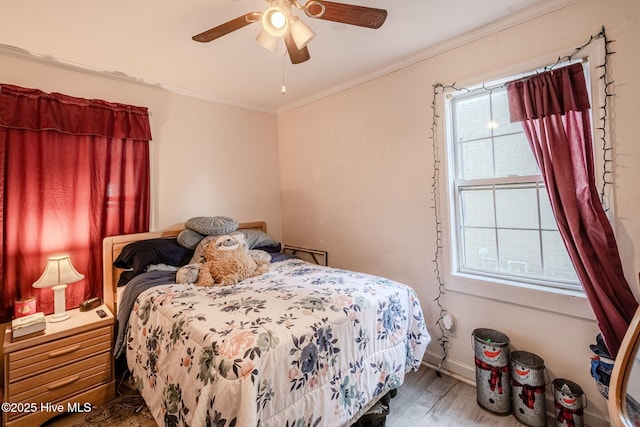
277,0,577,113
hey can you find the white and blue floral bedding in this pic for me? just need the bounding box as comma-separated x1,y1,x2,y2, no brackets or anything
124,258,430,427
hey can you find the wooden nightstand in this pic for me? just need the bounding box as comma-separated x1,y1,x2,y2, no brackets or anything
2,305,116,427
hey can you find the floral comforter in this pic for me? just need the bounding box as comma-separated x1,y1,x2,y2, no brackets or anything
125,258,430,427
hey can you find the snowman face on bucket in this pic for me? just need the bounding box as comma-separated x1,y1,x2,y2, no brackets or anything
558,384,578,409
513,363,531,380
480,342,507,365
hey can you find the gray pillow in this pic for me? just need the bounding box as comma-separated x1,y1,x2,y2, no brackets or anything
185,216,238,236
177,229,205,249
238,229,279,249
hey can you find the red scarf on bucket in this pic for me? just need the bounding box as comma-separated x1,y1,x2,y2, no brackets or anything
511,378,545,409
474,357,509,394
555,400,583,427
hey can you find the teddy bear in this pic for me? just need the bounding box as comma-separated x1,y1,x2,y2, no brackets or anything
196,232,270,287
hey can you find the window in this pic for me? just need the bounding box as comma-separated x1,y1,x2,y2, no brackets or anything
448,80,583,292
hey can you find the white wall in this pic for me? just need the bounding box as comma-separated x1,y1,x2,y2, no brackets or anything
277,0,640,425
0,52,283,240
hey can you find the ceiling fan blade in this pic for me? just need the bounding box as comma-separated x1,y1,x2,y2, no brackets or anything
284,32,311,64
305,0,387,29
192,12,261,42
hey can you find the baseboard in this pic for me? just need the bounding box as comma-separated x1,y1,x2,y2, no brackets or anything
421,350,610,427
423,350,476,386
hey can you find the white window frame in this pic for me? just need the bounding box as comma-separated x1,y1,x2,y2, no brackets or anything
441,43,609,320
450,85,581,292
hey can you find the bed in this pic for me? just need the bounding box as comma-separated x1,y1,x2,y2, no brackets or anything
103,221,430,427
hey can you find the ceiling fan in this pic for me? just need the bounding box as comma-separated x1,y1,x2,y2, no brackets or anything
192,0,387,65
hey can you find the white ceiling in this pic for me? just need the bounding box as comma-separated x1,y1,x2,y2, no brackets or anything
0,0,572,112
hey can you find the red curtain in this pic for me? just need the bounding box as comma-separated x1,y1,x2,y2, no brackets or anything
507,63,638,357
0,84,151,321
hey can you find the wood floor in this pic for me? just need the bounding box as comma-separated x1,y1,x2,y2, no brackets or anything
387,366,542,427
47,366,547,426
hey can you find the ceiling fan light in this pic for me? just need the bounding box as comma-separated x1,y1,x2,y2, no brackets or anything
256,29,280,52
270,10,286,29
262,6,289,37
290,17,315,50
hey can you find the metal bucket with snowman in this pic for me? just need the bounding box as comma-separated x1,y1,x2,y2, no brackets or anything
472,328,512,415
511,350,548,426
552,378,586,427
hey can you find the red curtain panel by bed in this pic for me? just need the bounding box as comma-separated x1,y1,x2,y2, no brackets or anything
507,63,638,358
0,84,151,321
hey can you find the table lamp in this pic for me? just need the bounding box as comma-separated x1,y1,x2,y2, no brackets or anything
32,255,85,322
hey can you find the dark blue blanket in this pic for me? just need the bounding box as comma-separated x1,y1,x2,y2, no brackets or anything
114,270,175,358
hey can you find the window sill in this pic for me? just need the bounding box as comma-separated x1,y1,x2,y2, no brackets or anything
445,272,595,321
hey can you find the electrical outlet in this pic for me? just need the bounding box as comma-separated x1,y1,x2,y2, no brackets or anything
445,327,457,339
442,314,457,338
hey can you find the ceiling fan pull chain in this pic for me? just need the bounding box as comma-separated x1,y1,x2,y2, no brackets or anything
281,50,287,95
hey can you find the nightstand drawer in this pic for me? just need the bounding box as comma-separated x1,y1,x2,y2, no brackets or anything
5,364,112,423
8,325,112,381
7,352,112,403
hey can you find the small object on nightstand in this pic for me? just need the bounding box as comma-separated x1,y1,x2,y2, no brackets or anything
80,297,102,311
14,296,37,318
96,309,107,318
11,312,46,340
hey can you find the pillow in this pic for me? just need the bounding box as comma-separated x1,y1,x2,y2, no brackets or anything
238,229,280,250
177,229,205,249
185,216,238,236
114,238,194,286
254,243,282,254
269,252,298,263
117,270,136,287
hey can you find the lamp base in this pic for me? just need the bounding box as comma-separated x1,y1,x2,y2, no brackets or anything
49,312,70,322
51,284,69,322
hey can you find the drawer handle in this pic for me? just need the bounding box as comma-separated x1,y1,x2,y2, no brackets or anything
48,374,81,390
48,344,81,358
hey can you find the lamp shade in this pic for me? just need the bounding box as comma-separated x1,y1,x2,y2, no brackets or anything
290,17,315,50
33,255,84,322
33,255,85,288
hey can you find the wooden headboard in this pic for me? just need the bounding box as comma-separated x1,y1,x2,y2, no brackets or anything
102,221,267,315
